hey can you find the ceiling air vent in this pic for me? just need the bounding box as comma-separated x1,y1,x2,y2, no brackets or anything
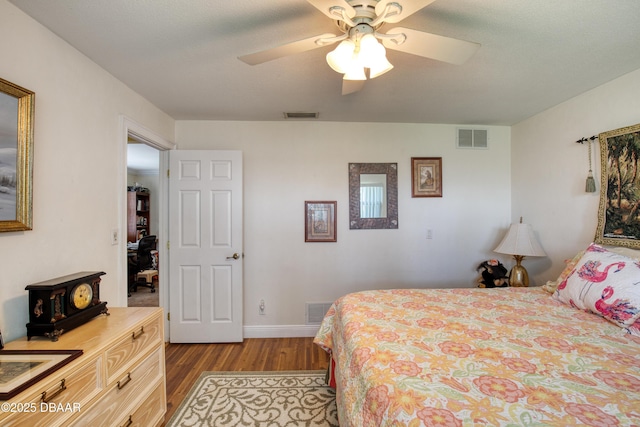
283,112,319,119
457,128,488,149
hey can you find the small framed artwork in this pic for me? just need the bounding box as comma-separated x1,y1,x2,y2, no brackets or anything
305,201,337,242
0,349,83,399
411,157,442,198
0,77,35,232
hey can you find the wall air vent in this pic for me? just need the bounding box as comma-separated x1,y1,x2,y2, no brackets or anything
457,128,489,149
305,302,333,325
283,112,319,119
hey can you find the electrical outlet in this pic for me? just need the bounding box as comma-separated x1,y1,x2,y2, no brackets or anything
259,299,266,315
111,228,119,245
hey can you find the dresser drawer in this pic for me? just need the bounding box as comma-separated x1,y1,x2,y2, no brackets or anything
116,382,166,427
70,346,163,427
106,313,161,383
2,355,102,427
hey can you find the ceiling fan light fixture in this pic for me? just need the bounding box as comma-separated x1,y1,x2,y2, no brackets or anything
361,36,393,78
326,32,393,81
369,56,394,79
326,39,355,74
343,64,366,81
357,34,382,67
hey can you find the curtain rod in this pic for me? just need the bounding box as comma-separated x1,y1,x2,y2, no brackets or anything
576,135,597,144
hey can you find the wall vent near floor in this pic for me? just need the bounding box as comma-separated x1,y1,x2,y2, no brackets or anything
457,128,489,149
306,302,333,325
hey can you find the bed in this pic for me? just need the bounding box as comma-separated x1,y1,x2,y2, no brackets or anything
314,243,640,426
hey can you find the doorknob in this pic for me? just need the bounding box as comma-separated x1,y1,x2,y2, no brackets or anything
226,253,240,260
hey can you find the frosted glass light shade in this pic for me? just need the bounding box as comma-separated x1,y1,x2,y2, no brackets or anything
326,40,356,74
369,55,393,78
357,34,380,68
343,64,366,80
326,34,393,80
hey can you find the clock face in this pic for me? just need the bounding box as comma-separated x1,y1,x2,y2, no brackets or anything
71,283,93,310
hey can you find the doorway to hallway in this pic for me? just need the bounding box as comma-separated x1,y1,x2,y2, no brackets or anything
127,140,160,307
119,116,174,322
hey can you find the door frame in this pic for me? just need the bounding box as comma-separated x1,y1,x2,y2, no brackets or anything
119,116,175,338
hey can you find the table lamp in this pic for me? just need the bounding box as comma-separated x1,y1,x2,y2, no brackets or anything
494,218,546,287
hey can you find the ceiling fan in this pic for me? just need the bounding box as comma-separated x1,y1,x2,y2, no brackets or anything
238,0,480,95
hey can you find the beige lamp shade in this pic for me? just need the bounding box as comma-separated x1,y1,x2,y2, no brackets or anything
494,222,546,257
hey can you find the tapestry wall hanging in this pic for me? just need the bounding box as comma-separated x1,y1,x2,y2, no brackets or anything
595,122,640,248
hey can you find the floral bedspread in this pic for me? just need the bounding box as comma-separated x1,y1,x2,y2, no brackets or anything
313,287,640,426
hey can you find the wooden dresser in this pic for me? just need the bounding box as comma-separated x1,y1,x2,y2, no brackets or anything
0,307,166,427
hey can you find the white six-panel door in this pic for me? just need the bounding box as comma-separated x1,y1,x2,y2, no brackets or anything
168,150,243,343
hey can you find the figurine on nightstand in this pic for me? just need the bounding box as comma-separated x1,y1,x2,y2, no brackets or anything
477,259,509,288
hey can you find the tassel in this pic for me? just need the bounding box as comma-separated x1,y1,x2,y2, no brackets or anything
585,138,596,193
585,170,596,192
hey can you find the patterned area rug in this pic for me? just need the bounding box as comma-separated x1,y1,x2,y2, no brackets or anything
166,370,338,427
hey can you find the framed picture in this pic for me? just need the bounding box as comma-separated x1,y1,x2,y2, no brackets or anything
595,123,640,248
305,201,336,242
0,350,82,399
0,78,35,232
411,157,442,197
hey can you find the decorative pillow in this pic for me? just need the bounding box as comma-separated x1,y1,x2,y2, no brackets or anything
553,243,640,327
542,250,585,294
607,245,640,259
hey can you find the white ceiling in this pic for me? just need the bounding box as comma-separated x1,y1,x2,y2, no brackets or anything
127,143,159,175
8,0,640,126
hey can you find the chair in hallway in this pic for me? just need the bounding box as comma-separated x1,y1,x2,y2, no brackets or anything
128,235,157,295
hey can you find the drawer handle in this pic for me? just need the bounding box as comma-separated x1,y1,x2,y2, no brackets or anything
132,326,144,340
41,379,66,403
121,415,133,427
117,373,132,390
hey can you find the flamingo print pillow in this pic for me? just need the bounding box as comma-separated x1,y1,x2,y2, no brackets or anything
553,243,640,328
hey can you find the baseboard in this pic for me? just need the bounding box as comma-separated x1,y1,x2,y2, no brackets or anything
243,324,320,339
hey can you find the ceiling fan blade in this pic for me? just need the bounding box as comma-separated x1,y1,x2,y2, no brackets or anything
307,0,356,20
342,79,365,95
375,0,436,24
382,27,480,65
239,33,337,65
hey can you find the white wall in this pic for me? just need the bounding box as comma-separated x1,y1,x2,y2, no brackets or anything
176,121,511,333
512,68,640,286
0,0,174,341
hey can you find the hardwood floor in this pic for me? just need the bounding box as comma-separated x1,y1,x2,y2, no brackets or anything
162,337,330,425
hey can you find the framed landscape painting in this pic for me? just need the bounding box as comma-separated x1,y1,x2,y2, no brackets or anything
0,77,34,232
595,123,640,248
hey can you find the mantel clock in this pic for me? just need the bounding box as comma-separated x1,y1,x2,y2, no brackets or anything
25,271,108,341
